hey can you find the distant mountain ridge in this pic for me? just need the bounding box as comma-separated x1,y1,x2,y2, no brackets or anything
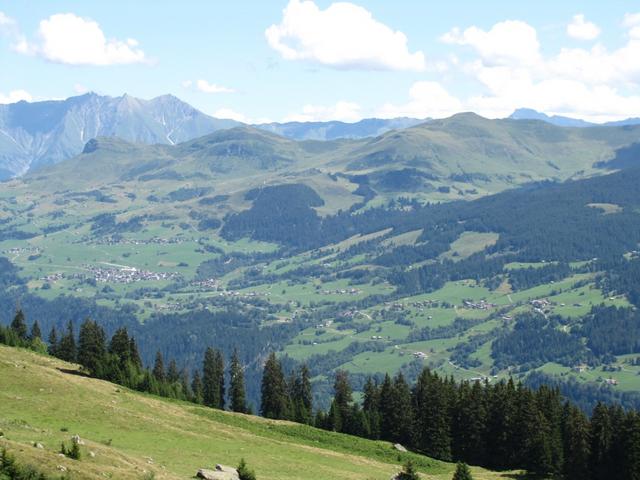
0,92,239,179
254,117,427,140
509,108,640,128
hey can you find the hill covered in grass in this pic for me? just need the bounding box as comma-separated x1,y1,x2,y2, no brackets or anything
0,345,514,480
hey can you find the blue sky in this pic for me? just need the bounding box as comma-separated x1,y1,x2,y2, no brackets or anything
2,1,640,123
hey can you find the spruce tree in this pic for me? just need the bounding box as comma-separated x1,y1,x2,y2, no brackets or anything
452,462,473,480
77,319,107,376
261,352,288,419
412,369,451,460
109,327,131,364
167,359,180,384
129,337,142,369
153,351,165,382
330,370,353,432
10,309,28,341
230,349,247,413
57,321,77,362
29,321,42,341
192,369,204,404
214,350,225,409
590,403,613,480
293,364,313,424
561,404,591,480
363,376,381,439
47,326,58,356
203,347,224,409
397,460,420,480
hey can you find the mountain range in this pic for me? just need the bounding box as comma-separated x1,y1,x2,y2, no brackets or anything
0,93,239,179
509,107,640,128
3,92,640,180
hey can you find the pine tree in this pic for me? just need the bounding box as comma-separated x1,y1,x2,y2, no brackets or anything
180,368,191,400
561,404,591,480
192,369,204,404
452,462,473,480
77,319,107,376
47,326,58,356
153,351,165,382
292,364,313,424
10,309,28,341
363,376,381,439
260,352,288,419
57,321,77,362
29,321,42,341
214,350,225,409
203,347,225,409
396,460,420,480
412,369,451,460
167,359,180,383
236,458,256,480
453,381,487,466
590,403,613,480
129,337,142,369
109,327,131,363
329,370,353,432
230,349,247,413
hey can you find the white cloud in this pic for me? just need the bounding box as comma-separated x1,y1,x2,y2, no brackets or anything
265,0,425,71
0,11,15,28
15,13,147,65
623,12,640,28
213,108,248,122
284,101,362,122
566,14,600,41
182,79,235,93
0,89,32,104
376,81,462,119
441,20,540,67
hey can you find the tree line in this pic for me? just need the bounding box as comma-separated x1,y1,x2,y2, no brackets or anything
5,309,640,478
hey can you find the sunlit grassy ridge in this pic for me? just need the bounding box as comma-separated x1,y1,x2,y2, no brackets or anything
0,345,522,480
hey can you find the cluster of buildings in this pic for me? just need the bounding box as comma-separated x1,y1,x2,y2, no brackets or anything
91,236,189,246
530,298,552,314
462,299,496,310
84,264,182,284
321,288,362,296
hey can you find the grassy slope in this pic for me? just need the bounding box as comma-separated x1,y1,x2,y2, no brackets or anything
0,346,518,480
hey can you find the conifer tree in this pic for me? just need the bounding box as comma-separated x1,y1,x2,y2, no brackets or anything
10,309,27,341
77,319,107,376
397,460,420,480
230,349,247,413
561,404,591,480
57,321,77,362
109,327,131,363
292,364,313,424
47,326,58,356
452,462,473,480
192,369,204,404
363,376,381,439
329,370,352,432
412,369,451,460
214,350,225,409
129,337,142,369
590,403,613,480
153,351,165,382
167,359,180,384
180,368,191,400
29,321,42,341
203,347,225,409
261,352,288,419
